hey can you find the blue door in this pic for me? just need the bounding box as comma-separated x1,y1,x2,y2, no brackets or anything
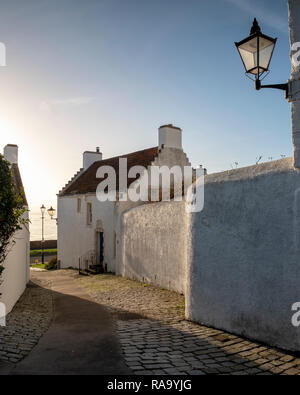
99,232,104,264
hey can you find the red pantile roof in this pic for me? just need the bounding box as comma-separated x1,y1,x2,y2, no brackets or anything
59,146,158,196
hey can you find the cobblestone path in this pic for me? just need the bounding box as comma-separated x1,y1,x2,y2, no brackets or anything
1,270,300,375
0,276,53,364
75,271,300,375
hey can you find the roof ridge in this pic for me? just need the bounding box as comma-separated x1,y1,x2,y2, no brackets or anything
90,146,158,167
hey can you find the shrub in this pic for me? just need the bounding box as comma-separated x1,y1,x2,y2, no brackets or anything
45,257,57,271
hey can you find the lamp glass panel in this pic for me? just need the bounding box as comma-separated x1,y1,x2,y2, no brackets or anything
238,47,256,72
259,39,275,70
237,35,275,75
237,36,258,73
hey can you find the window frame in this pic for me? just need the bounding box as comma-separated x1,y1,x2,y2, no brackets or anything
77,198,81,213
86,202,92,225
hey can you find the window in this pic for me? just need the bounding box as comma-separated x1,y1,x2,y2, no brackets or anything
87,202,92,225
77,198,81,213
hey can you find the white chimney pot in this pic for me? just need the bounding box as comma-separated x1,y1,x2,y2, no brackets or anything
83,147,102,170
158,124,182,150
4,144,18,164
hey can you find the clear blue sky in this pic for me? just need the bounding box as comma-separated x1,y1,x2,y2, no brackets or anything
0,0,291,208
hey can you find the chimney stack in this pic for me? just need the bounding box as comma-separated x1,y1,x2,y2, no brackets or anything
4,144,18,164
83,147,102,170
158,124,182,150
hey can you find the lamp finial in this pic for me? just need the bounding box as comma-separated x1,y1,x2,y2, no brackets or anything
250,18,261,35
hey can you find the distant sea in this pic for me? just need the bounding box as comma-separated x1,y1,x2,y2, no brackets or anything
29,208,57,241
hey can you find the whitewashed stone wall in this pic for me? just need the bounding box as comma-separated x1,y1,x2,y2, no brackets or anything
288,0,300,168
186,158,300,352
0,211,30,314
57,195,116,272
118,201,188,294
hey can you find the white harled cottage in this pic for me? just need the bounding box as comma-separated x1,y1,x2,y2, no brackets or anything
57,124,191,273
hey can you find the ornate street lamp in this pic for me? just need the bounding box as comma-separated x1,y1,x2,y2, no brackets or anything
40,204,46,265
235,18,288,96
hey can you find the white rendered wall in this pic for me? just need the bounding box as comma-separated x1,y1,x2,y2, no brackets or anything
118,201,187,294
58,195,116,272
0,211,30,314
186,158,300,352
288,0,300,168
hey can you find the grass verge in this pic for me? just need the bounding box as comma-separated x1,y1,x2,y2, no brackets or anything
30,263,46,269
30,248,57,257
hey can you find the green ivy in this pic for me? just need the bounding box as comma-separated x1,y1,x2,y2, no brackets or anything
0,154,28,274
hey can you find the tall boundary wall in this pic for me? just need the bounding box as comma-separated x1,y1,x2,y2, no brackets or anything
186,158,300,352
118,201,187,294
118,158,300,352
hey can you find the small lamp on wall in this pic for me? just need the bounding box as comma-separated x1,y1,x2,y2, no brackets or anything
47,206,55,219
235,18,288,96
47,206,57,224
